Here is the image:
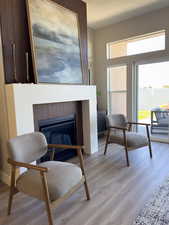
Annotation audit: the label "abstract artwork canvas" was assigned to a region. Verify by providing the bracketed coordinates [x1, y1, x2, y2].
[26, 0, 83, 84]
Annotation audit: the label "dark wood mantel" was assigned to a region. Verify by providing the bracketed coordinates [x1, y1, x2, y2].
[0, 0, 88, 84]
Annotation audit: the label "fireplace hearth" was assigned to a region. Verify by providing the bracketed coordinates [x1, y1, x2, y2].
[39, 114, 77, 162]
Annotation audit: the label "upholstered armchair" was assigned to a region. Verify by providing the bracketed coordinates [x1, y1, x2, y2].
[104, 114, 152, 166]
[7, 132, 90, 225]
[151, 108, 169, 134]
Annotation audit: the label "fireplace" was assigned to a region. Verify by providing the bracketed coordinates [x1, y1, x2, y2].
[39, 114, 77, 162]
[4, 84, 98, 180]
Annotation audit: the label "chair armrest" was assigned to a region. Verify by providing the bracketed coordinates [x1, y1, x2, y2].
[48, 144, 85, 161]
[128, 122, 150, 126]
[109, 126, 128, 131]
[151, 110, 169, 113]
[8, 159, 48, 172]
[48, 144, 85, 150]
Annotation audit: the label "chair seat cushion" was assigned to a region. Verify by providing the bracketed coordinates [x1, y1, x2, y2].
[109, 131, 148, 149]
[16, 161, 82, 201]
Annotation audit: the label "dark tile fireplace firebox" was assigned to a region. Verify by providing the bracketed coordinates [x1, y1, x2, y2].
[39, 114, 77, 162]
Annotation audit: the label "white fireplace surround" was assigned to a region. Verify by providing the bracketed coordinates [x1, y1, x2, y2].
[5, 84, 98, 155]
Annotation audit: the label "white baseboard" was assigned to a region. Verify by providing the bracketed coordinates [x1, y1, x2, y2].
[0, 170, 10, 185]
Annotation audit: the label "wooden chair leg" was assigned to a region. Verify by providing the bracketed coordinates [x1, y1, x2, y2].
[41, 172, 54, 225]
[84, 179, 90, 200]
[148, 143, 153, 158]
[104, 129, 110, 155]
[124, 147, 130, 167]
[77, 149, 90, 200]
[146, 125, 153, 158]
[7, 165, 16, 215]
[123, 130, 130, 167]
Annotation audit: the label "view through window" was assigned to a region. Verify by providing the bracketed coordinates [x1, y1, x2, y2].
[137, 61, 169, 140]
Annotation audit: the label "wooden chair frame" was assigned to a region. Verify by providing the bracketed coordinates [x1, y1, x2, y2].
[7, 144, 90, 225]
[104, 122, 152, 167]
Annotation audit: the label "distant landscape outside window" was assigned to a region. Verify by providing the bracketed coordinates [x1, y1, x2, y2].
[138, 61, 169, 122]
[137, 61, 169, 140]
[127, 34, 165, 56]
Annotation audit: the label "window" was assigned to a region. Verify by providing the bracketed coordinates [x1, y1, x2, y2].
[108, 65, 127, 115]
[107, 30, 165, 59]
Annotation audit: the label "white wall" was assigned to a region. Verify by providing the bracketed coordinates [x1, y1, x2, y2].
[94, 7, 169, 110]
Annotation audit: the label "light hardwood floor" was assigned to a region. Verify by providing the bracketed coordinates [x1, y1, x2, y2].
[1, 138, 169, 225]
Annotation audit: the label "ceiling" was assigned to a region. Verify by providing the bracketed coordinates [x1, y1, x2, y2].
[83, 0, 169, 29]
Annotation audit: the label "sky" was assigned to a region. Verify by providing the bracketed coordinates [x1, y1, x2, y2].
[138, 61, 169, 88]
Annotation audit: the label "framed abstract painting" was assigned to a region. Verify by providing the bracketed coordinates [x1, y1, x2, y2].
[26, 0, 83, 84]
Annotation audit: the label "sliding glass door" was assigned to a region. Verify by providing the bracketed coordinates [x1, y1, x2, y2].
[136, 61, 169, 142]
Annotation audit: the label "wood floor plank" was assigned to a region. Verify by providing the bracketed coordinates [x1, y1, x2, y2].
[1, 139, 169, 225]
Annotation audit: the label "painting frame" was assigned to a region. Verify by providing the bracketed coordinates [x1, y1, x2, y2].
[26, 0, 84, 84]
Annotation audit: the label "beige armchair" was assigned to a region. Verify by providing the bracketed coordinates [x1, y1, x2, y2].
[104, 114, 152, 167]
[7, 132, 90, 225]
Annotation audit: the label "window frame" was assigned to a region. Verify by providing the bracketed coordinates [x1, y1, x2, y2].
[107, 30, 166, 60]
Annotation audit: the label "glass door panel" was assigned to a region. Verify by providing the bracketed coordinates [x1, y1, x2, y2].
[110, 92, 127, 115]
[137, 61, 169, 141]
[108, 65, 127, 115]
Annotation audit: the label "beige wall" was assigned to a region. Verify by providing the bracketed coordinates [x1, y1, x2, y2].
[94, 7, 169, 110]
[0, 30, 11, 184]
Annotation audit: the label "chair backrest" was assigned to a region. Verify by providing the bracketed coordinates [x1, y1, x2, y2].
[106, 114, 128, 128]
[152, 108, 169, 121]
[8, 132, 48, 163]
